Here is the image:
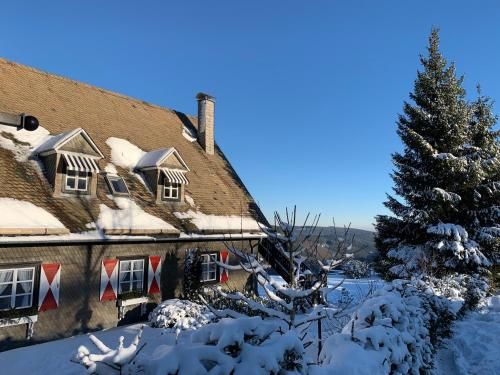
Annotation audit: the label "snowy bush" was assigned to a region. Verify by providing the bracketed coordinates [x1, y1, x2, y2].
[315, 279, 458, 375]
[342, 259, 371, 278]
[77, 317, 306, 375]
[148, 299, 214, 333]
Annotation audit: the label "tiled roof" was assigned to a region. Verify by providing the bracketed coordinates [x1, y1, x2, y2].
[0, 58, 266, 236]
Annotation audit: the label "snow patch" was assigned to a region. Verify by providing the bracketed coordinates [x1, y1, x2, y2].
[104, 163, 118, 175]
[106, 137, 145, 171]
[174, 210, 262, 231]
[97, 197, 177, 231]
[0, 198, 66, 229]
[182, 126, 197, 142]
[0, 124, 50, 161]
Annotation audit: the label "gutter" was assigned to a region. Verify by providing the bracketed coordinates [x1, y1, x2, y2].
[0, 233, 267, 248]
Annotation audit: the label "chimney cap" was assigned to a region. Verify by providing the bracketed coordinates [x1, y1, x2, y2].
[196, 92, 216, 102]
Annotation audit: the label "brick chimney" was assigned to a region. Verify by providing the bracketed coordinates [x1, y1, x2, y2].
[196, 92, 215, 155]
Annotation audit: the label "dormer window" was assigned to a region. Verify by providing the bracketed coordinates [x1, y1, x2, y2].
[104, 174, 130, 196]
[163, 182, 180, 200]
[135, 147, 190, 204]
[65, 170, 89, 192]
[36, 128, 104, 198]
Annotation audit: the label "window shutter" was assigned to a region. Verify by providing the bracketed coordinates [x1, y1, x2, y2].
[100, 259, 118, 301]
[38, 263, 61, 312]
[147, 256, 161, 295]
[219, 250, 229, 283]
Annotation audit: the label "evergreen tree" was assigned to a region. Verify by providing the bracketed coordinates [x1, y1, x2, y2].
[465, 90, 500, 263]
[375, 29, 496, 278]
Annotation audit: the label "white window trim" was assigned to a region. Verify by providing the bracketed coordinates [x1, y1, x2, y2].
[64, 170, 89, 192]
[200, 253, 217, 282]
[163, 182, 180, 200]
[118, 259, 145, 294]
[0, 267, 35, 311]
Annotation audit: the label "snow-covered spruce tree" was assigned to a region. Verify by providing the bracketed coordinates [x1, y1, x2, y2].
[204, 207, 351, 351]
[465, 91, 500, 265]
[375, 29, 495, 279]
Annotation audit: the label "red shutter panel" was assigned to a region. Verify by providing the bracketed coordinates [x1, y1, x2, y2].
[147, 256, 161, 295]
[220, 250, 229, 283]
[100, 259, 118, 301]
[38, 263, 61, 312]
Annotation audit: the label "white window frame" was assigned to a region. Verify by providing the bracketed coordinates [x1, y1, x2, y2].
[163, 181, 180, 200]
[64, 169, 89, 192]
[118, 259, 145, 294]
[200, 254, 217, 282]
[0, 267, 35, 310]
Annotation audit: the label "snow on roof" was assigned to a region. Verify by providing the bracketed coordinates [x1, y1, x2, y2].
[0, 197, 67, 230]
[136, 147, 189, 170]
[174, 210, 262, 232]
[106, 137, 146, 171]
[182, 125, 197, 142]
[0, 123, 50, 161]
[97, 197, 179, 233]
[136, 148, 174, 169]
[36, 127, 104, 157]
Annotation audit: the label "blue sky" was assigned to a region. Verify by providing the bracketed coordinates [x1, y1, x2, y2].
[1, 1, 499, 229]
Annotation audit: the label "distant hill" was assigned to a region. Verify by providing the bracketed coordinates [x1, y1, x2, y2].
[294, 226, 377, 262]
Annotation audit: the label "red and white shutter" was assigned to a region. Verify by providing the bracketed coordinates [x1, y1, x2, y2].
[147, 256, 161, 295]
[38, 263, 61, 312]
[220, 250, 229, 283]
[100, 259, 118, 301]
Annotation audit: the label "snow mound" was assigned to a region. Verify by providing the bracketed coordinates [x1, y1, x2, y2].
[0, 198, 66, 229]
[182, 126, 197, 142]
[97, 197, 177, 232]
[174, 210, 262, 231]
[435, 295, 500, 375]
[106, 137, 146, 170]
[0, 123, 50, 161]
[149, 299, 214, 333]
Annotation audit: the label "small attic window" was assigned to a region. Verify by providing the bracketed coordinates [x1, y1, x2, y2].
[105, 175, 130, 196]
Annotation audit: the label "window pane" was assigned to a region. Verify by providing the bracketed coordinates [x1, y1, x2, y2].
[132, 281, 143, 291]
[0, 284, 12, 296]
[120, 272, 130, 283]
[0, 296, 11, 310]
[15, 294, 31, 308]
[111, 178, 128, 194]
[133, 260, 144, 270]
[121, 261, 131, 271]
[0, 270, 13, 283]
[16, 282, 32, 294]
[67, 170, 76, 176]
[77, 178, 87, 190]
[17, 269, 33, 281]
[66, 177, 76, 189]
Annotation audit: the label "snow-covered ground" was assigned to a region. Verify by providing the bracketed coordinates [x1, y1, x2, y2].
[434, 295, 500, 375]
[0, 324, 177, 375]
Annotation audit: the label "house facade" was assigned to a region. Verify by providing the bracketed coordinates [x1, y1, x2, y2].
[0, 59, 267, 351]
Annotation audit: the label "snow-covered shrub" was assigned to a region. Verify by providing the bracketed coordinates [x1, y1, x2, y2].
[148, 299, 214, 333]
[316, 280, 457, 375]
[342, 259, 370, 278]
[77, 317, 306, 375]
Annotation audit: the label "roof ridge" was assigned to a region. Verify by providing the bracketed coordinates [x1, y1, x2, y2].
[0, 57, 197, 120]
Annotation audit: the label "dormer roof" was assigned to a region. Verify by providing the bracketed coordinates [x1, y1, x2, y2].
[36, 127, 104, 158]
[136, 147, 189, 171]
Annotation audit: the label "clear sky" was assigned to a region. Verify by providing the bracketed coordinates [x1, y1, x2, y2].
[1, 1, 499, 230]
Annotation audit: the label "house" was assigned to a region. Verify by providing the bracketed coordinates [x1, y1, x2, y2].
[0, 59, 267, 350]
